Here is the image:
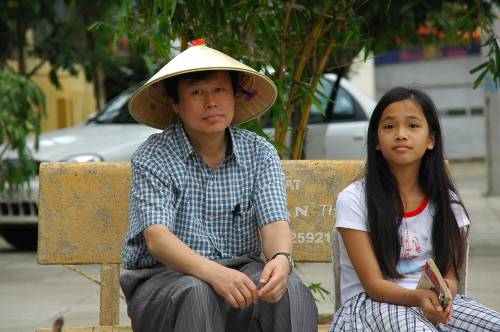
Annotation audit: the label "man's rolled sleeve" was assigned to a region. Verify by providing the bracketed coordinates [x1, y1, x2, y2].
[127, 162, 175, 240]
[253, 150, 289, 228]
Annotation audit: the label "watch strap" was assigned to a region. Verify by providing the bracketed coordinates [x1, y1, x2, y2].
[271, 251, 293, 272]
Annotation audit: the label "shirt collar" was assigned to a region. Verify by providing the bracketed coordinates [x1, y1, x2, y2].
[173, 120, 195, 161]
[227, 126, 247, 168]
[173, 120, 246, 168]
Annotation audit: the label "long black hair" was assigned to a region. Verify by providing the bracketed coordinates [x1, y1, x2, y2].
[365, 87, 467, 279]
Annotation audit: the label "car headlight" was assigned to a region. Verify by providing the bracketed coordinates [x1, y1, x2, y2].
[60, 154, 103, 162]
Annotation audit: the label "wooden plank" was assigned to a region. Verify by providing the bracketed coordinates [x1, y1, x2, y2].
[318, 324, 331, 332]
[100, 264, 120, 326]
[38, 162, 131, 264]
[36, 327, 133, 332]
[37, 325, 328, 331]
[283, 160, 363, 262]
[331, 229, 341, 312]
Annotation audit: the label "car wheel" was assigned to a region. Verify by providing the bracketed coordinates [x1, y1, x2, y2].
[0, 225, 37, 251]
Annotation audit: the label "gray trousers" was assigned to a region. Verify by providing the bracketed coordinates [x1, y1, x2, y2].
[120, 255, 318, 332]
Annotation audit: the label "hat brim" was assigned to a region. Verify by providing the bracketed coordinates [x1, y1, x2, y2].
[128, 45, 277, 129]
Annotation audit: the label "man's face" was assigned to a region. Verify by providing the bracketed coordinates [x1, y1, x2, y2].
[172, 71, 235, 139]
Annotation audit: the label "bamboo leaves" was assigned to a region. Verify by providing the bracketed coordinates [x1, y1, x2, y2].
[0, 71, 46, 192]
[111, 0, 500, 160]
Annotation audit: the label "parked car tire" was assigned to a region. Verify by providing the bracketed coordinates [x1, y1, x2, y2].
[0, 225, 38, 250]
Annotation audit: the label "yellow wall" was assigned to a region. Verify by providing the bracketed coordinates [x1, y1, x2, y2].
[8, 58, 98, 133]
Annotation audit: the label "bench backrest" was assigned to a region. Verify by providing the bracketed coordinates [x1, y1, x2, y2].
[38, 160, 363, 265]
[38, 160, 362, 323]
[37, 160, 467, 325]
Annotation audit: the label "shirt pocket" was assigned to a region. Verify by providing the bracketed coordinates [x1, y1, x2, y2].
[204, 210, 234, 257]
[232, 204, 260, 256]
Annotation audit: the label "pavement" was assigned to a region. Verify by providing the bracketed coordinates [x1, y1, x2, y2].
[0, 160, 499, 331]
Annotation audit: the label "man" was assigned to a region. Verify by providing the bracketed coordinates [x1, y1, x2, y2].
[121, 40, 317, 331]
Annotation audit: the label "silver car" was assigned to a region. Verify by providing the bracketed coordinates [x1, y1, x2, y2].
[0, 75, 375, 250]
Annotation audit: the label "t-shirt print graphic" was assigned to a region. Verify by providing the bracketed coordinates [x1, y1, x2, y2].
[397, 230, 423, 275]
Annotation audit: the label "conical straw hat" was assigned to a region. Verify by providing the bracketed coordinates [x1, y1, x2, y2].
[128, 41, 277, 129]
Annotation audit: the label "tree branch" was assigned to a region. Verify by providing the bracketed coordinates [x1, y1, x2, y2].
[279, 0, 294, 82]
[26, 59, 47, 78]
[274, 1, 296, 151]
[292, 36, 336, 159]
[0, 142, 10, 160]
[5, 63, 16, 72]
[276, 13, 325, 146]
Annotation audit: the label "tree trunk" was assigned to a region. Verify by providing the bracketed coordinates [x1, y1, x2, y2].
[275, 15, 325, 152]
[292, 38, 335, 159]
[485, 86, 500, 195]
[484, 4, 500, 196]
[84, 7, 105, 112]
[16, 11, 26, 75]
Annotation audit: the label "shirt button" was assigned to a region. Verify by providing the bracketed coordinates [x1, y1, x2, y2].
[208, 181, 214, 186]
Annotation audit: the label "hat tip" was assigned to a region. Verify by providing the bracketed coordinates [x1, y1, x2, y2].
[188, 38, 206, 47]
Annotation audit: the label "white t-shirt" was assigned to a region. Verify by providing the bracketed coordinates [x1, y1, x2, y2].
[335, 180, 470, 304]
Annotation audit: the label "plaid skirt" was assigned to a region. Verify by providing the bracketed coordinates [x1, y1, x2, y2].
[329, 292, 500, 331]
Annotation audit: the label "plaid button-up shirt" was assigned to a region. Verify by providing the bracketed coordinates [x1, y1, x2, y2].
[122, 121, 289, 269]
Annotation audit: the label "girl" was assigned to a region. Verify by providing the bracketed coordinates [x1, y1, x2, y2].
[329, 87, 500, 331]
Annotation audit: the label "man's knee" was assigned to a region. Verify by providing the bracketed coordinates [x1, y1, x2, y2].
[287, 273, 303, 287]
[287, 273, 314, 300]
[178, 276, 219, 304]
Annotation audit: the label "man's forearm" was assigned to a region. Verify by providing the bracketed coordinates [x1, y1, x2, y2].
[143, 224, 220, 280]
[261, 220, 293, 260]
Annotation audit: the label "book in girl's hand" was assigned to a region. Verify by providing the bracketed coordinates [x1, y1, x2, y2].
[417, 258, 453, 307]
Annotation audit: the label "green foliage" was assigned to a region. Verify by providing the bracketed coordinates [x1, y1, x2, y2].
[108, 0, 500, 159]
[308, 282, 331, 302]
[0, 1, 120, 83]
[357, 1, 500, 88]
[470, 3, 500, 89]
[0, 1, 124, 190]
[0, 71, 45, 192]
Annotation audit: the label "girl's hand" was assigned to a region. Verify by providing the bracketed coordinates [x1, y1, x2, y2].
[443, 298, 453, 322]
[415, 289, 450, 326]
[443, 278, 456, 321]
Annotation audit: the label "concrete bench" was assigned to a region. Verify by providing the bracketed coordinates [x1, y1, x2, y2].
[36, 160, 467, 331]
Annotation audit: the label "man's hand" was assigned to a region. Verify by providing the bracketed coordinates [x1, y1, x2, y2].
[415, 289, 451, 326]
[205, 264, 258, 309]
[257, 255, 289, 303]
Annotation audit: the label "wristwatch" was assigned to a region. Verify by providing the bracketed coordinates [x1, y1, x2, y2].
[271, 251, 294, 272]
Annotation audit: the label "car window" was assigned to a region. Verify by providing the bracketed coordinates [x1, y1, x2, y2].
[309, 78, 332, 124]
[257, 76, 367, 127]
[332, 88, 356, 120]
[310, 78, 360, 124]
[94, 86, 139, 124]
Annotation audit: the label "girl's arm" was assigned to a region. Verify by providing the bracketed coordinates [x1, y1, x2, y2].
[443, 264, 459, 298]
[440, 226, 468, 321]
[443, 268, 458, 321]
[340, 227, 450, 325]
[443, 226, 468, 300]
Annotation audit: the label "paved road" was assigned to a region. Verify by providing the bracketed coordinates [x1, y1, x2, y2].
[0, 161, 499, 331]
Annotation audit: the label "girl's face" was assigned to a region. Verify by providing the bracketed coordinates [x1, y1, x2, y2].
[376, 98, 435, 170]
